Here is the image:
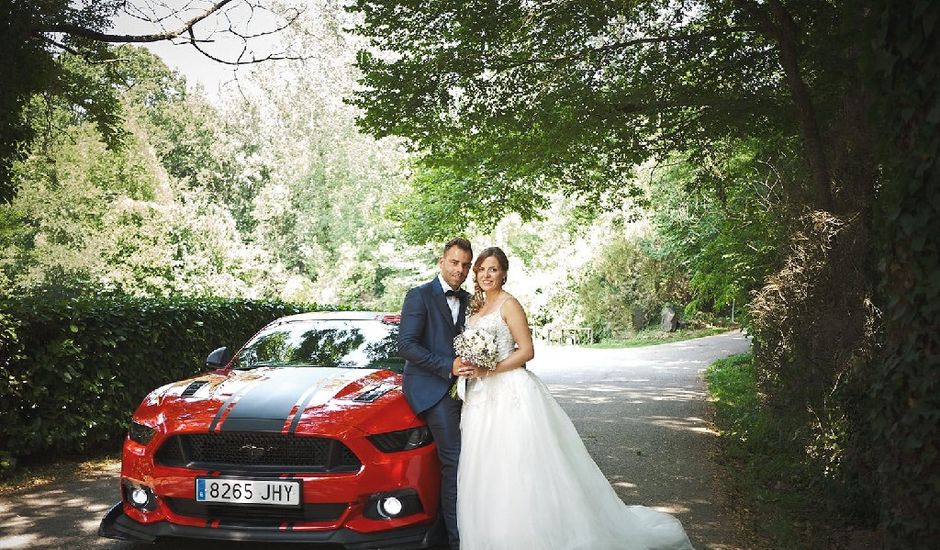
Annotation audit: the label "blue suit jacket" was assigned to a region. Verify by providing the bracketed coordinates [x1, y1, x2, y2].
[399, 278, 468, 414]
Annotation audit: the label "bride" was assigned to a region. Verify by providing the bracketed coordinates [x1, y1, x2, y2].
[456, 247, 694, 550]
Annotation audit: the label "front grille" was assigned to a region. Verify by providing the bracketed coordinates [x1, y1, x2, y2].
[155, 433, 362, 473]
[165, 497, 347, 523]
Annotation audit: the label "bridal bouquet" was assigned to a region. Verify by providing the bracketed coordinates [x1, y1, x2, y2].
[449, 327, 499, 401]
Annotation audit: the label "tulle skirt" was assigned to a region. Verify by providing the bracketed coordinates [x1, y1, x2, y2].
[457, 368, 694, 550]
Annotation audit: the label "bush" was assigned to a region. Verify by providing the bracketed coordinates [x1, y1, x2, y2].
[749, 211, 878, 510]
[706, 353, 879, 547]
[0, 294, 314, 472]
[575, 234, 689, 337]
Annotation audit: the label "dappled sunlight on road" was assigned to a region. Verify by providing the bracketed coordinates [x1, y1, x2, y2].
[612, 480, 639, 490]
[0, 464, 120, 549]
[0, 534, 39, 549]
[549, 383, 706, 406]
[641, 416, 719, 435]
[650, 502, 692, 515]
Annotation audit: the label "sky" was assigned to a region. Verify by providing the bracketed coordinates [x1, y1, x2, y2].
[109, 1, 298, 101]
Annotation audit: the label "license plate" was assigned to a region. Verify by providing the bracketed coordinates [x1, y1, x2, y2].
[195, 478, 302, 506]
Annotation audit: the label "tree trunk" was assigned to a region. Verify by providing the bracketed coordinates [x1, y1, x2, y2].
[738, 0, 835, 212]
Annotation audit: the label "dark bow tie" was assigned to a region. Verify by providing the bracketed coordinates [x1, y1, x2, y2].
[444, 289, 463, 298]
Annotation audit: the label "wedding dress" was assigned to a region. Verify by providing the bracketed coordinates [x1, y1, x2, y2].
[457, 299, 694, 550]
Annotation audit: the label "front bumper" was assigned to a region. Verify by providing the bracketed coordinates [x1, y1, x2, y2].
[99, 502, 437, 548]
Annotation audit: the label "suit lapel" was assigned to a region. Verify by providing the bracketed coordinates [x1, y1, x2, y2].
[456, 293, 468, 332]
[431, 281, 455, 328]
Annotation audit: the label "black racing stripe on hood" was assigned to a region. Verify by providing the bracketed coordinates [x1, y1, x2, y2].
[219, 369, 329, 433]
[209, 383, 253, 432]
[287, 386, 322, 435]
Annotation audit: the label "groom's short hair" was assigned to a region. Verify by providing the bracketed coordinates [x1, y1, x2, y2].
[443, 237, 472, 257]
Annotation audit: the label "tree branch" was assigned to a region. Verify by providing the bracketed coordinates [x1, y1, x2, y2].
[186, 27, 303, 66]
[37, 35, 131, 65]
[227, 6, 302, 40]
[34, 0, 237, 44]
[33, 1, 310, 66]
[492, 26, 760, 71]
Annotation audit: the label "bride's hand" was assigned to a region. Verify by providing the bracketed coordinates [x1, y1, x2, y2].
[468, 365, 489, 378]
[453, 358, 478, 377]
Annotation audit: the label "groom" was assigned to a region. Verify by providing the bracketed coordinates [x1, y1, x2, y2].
[399, 237, 473, 550]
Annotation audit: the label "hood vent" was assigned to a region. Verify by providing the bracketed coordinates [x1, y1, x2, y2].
[181, 380, 209, 397]
[353, 383, 395, 402]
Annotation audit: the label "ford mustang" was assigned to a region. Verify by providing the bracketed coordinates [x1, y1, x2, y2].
[99, 311, 442, 548]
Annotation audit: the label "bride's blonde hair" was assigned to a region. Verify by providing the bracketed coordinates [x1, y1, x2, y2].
[469, 247, 509, 315]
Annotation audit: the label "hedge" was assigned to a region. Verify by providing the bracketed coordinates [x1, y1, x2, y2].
[0, 294, 315, 471]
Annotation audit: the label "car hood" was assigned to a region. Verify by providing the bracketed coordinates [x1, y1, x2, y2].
[139, 367, 405, 435]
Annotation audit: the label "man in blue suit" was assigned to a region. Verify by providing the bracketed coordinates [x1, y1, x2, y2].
[399, 237, 473, 550]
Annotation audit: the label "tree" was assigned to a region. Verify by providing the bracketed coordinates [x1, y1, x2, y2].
[350, 0, 873, 219]
[0, 0, 305, 202]
[575, 231, 688, 337]
[0, 46, 280, 298]
[646, 140, 791, 316]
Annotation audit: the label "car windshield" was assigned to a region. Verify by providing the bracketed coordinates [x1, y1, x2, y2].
[231, 319, 404, 373]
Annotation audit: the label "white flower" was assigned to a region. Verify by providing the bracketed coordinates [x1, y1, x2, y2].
[454, 327, 499, 370]
[450, 327, 499, 401]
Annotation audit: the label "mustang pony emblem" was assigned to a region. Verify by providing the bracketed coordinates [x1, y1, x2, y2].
[239, 444, 269, 459]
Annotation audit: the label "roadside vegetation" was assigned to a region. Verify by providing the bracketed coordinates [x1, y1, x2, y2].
[0, 295, 310, 475]
[706, 354, 881, 548]
[589, 326, 732, 349]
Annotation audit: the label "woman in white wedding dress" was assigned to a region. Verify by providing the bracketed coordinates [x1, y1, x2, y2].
[456, 247, 694, 550]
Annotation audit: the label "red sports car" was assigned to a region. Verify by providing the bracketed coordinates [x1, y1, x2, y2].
[99, 312, 442, 548]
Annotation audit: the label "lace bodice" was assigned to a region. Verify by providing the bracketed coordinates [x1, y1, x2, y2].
[467, 299, 516, 363]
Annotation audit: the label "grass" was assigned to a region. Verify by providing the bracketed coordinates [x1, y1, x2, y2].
[704, 354, 881, 549]
[587, 325, 732, 348]
[705, 353, 805, 547]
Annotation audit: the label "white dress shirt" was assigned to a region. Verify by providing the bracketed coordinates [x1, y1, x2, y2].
[438, 274, 461, 325]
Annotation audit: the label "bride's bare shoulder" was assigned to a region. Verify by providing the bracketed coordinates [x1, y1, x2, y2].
[499, 293, 526, 315]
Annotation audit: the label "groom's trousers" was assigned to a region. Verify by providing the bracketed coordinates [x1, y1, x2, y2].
[421, 394, 462, 549]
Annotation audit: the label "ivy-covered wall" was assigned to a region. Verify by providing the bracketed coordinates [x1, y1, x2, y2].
[871, 0, 940, 545]
[0, 295, 313, 470]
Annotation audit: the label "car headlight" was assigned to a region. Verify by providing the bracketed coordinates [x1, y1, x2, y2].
[367, 426, 433, 452]
[128, 421, 157, 445]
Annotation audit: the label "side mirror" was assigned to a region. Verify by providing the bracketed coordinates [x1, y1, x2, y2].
[206, 346, 231, 368]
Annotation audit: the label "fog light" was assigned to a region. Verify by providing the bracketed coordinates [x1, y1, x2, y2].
[130, 487, 149, 506]
[364, 490, 423, 520]
[123, 480, 157, 512]
[379, 496, 403, 517]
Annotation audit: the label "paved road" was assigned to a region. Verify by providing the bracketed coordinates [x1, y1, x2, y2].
[529, 332, 751, 549]
[0, 331, 750, 550]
